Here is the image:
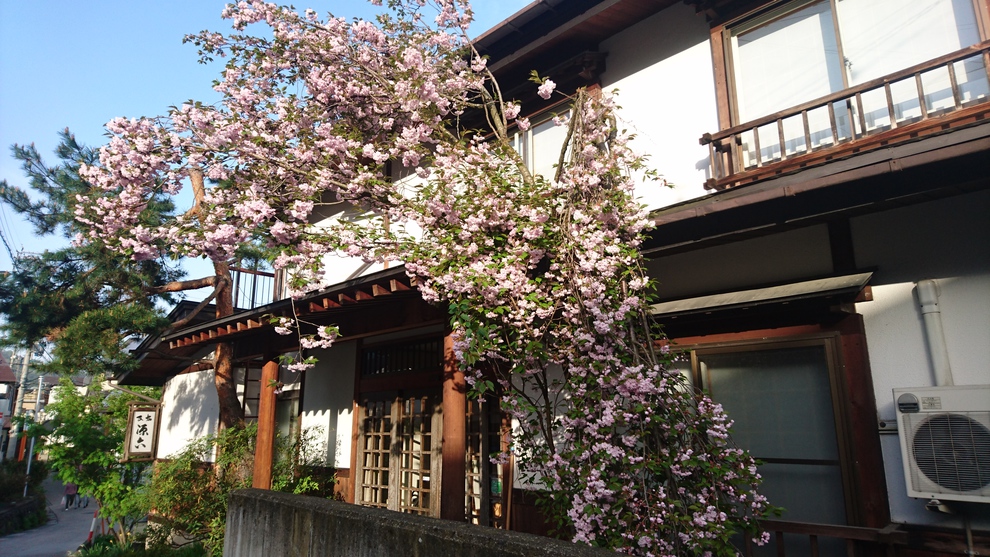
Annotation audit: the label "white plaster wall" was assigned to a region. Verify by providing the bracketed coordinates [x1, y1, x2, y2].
[599, 1, 718, 211]
[852, 189, 990, 528]
[301, 342, 357, 469]
[157, 370, 220, 460]
[311, 203, 387, 286]
[646, 224, 834, 299]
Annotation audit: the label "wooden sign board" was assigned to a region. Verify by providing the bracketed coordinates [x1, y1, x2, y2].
[123, 401, 161, 462]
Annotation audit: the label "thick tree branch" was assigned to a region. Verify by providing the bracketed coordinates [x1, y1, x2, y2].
[164, 276, 230, 333]
[144, 275, 220, 295]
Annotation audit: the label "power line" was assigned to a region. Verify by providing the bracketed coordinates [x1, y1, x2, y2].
[0, 227, 15, 266]
[0, 201, 19, 265]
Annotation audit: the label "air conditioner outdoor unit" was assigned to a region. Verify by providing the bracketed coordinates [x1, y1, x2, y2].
[894, 385, 990, 503]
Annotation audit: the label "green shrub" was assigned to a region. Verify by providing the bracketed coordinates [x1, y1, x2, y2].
[0, 459, 48, 504]
[148, 424, 336, 556]
[78, 535, 207, 557]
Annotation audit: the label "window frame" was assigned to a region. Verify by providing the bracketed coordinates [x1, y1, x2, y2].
[669, 315, 889, 528]
[677, 334, 856, 523]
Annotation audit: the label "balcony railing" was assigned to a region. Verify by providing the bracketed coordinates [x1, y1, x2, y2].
[701, 40, 990, 190]
[230, 266, 275, 310]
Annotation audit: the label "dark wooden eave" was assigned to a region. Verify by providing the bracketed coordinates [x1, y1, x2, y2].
[642, 119, 990, 257]
[161, 266, 439, 351]
[474, 0, 680, 102]
[120, 300, 220, 386]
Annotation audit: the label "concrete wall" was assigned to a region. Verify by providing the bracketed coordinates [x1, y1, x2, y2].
[224, 489, 612, 557]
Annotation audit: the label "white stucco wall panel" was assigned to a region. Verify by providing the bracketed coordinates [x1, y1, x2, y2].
[599, 2, 718, 211]
[301, 342, 357, 469]
[158, 370, 220, 460]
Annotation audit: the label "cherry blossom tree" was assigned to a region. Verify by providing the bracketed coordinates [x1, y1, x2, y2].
[75, 0, 774, 554]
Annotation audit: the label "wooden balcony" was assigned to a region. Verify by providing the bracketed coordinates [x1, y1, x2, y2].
[701, 41, 990, 191]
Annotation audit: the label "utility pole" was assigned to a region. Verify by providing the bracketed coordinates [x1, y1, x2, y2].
[23, 375, 46, 497]
[7, 348, 31, 461]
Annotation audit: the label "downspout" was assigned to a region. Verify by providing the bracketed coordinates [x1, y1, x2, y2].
[915, 279, 953, 386]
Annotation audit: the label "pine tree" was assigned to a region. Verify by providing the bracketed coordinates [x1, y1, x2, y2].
[0, 129, 244, 426]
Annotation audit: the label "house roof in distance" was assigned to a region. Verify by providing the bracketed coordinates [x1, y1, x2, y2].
[0, 353, 15, 383]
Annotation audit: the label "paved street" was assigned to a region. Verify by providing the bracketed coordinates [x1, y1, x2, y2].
[0, 477, 100, 557]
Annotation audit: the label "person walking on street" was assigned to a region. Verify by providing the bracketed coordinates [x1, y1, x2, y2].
[63, 481, 78, 511]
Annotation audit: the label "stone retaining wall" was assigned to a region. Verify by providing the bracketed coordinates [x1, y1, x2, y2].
[224, 489, 612, 557]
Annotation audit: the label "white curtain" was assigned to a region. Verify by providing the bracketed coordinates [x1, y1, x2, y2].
[730, 0, 987, 164]
[731, 1, 847, 164]
[839, 0, 987, 126]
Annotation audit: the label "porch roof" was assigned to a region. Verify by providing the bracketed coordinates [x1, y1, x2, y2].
[121, 267, 440, 386]
[651, 271, 875, 338]
[651, 272, 873, 319]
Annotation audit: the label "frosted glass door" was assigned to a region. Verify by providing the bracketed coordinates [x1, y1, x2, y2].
[700, 344, 848, 556]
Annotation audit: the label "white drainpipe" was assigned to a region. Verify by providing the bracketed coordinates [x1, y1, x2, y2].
[916, 279, 953, 386]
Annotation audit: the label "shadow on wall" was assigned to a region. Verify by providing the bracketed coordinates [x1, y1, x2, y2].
[163, 370, 220, 449]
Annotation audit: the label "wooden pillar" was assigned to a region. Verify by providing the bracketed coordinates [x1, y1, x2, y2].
[440, 333, 467, 521]
[252, 357, 279, 489]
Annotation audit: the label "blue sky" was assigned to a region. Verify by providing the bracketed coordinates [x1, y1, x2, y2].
[0, 0, 527, 275]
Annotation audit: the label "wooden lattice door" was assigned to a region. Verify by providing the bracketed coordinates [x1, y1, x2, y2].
[357, 393, 441, 516]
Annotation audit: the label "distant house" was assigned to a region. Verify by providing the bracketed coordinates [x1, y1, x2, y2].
[125, 1, 990, 555]
[0, 353, 17, 459]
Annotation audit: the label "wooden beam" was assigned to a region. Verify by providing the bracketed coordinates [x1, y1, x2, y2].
[371, 284, 391, 296]
[309, 301, 328, 313]
[338, 293, 357, 304]
[390, 279, 411, 292]
[252, 358, 279, 490]
[247, 319, 262, 329]
[354, 289, 373, 301]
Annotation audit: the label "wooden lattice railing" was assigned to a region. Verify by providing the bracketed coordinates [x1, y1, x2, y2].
[702, 41, 990, 190]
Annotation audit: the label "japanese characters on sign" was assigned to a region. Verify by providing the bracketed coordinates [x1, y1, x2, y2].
[124, 403, 160, 461]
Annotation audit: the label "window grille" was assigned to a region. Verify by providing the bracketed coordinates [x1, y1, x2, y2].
[361, 337, 442, 377]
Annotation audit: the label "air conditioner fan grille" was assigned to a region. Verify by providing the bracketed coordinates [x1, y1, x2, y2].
[910, 413, 990, 493]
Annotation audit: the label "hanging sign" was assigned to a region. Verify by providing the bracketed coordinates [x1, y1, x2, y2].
[123, 401, 161, 462]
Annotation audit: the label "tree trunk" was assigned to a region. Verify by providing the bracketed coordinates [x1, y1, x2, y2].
[212, 259, 244, 430]
[187, 168, 244, 430]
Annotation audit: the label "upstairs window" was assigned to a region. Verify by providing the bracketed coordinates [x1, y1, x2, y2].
[726, 0, 988, 165]
[511, 114, 570, 181]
